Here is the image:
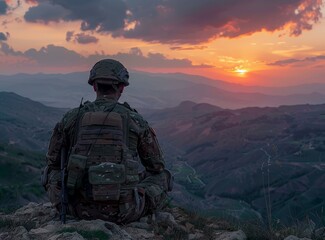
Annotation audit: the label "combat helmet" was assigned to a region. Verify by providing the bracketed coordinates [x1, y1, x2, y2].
[88, 59, 129, 86]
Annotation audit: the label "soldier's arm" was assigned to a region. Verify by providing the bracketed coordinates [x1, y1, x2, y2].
[46, 121, 64, 170]
[44, 109, 78, 207]
[137, 126, 165, 173]
[42, 120, 65, 208]
[137, 123, 173, 211]
[46, 107, 81, 168]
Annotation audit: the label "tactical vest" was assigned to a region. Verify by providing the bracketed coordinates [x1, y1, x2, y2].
[66, 102, 140, 208]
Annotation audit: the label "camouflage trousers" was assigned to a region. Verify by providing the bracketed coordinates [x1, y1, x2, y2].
[46, 169, 170, 224]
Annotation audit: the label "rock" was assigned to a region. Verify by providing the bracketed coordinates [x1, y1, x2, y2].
[1, 226, 31, 240]
[185, 222, 195, 232]
[124, 226, 155, 240]
[155, 211, 178, 228]
[15, 226, 31, 240]
[0, 202, 253, 240]
[1, 202, 57, 230]
[48, 232, 85, 240]
[30, 227, 52, 235]
[215, 230, 247, 240]
[300, 220, 316, 238]
[0, 203, 132, 240]
[62, 219, 132, 240]
[314, 227, 325, 239]
[127, 221, 152, 230]
[283, 236, 311, 240]
[189, 232, 204, 239]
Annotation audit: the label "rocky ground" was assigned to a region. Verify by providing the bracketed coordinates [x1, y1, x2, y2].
[0, 202, 246, 240]
[1, 203, 324, 240]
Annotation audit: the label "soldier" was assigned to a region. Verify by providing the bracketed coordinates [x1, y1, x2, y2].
[42, 59, 173, 224]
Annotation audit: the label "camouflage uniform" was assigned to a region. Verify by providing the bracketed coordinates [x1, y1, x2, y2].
[43, 59, 172, 224]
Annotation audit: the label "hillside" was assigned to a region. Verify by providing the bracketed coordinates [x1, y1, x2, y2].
[0, 92, 65, 151]
[144, 102, 325, 224]
[0, 143, 46, 212]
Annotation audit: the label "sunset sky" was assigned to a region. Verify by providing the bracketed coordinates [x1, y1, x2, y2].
[0, 0, 324, 86]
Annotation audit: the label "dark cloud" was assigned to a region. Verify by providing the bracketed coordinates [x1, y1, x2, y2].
[24, 44, 86, 66]
[170, 46, 207, 51]
[0, 32, 9, 41]
[24, 2, 70, 23]
[74, 33, 99, 44]
[269, 58, 300, 66]
[0, 43, 210, 69]
[66, 31, 99, 44]
[0, 42, 85, 66]
[0, 0, 9, 15]
[66, 31, 74, 42]
[0, 42, 23, 55]
[269, 55, 325, 66]
[23, 0, 323, 44]
[92, 47, 213, 68]
[121, 0, 323, 43]
[24, 0, 127, 31]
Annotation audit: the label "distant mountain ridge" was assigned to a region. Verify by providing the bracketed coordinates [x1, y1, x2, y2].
[1, 71, 325, 109]
[143, 101, 325, 224]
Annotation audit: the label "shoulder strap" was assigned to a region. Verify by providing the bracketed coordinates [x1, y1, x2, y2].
[123, 101, 138, 113]
[68, 98, 84, 156]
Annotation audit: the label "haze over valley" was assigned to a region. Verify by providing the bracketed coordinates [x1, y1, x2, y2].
[1, 71, 325, 110]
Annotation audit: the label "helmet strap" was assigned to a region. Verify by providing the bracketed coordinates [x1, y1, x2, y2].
[111, 84, 118, 92]
[93, 83, 98, 92]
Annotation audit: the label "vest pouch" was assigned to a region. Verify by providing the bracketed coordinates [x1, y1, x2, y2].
[125, 159, 140, 184]
[89, 162, 126, 201]
[67, 154, 88, 191]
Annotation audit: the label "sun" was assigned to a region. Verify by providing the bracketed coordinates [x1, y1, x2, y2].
[233, 66, 249, 77]
[235, 69, 248, 74]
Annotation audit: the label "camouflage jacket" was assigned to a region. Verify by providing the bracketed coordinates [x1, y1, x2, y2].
[46, 97, 165, 174]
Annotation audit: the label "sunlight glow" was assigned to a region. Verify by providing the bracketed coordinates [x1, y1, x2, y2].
[235, 69, 248, 74]
[233, 66, 249, 76]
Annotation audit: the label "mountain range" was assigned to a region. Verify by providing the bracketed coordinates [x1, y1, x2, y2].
[143, 101, 325, 224]
[1, 71, 325, 109]
[0, 92, 325, 226]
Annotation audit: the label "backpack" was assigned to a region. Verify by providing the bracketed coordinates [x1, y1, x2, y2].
[66, 102, 140, 202]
